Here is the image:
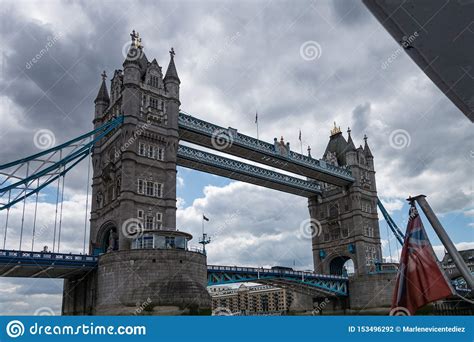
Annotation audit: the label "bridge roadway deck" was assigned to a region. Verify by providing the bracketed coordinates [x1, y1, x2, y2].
[0, 250, 97, 279]
[0, 250, 348, 296]
[177, 145, 321, 197]
[178, 112, 354, 187]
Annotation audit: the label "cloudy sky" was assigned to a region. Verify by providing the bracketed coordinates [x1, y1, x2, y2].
[0, 0, 472, 315]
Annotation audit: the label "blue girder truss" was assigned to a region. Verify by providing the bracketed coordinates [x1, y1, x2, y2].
[177, 145, 321, 196]
[0, 116, 124, 211]
[178, 112, 354, 185]
[207, 265, 348, 296]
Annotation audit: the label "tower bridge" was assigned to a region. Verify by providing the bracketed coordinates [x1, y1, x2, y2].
[0, 32, 409, 315]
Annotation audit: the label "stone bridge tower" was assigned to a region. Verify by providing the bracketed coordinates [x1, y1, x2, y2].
[62, 32, 211, 315]
[308, 124, 382, 276]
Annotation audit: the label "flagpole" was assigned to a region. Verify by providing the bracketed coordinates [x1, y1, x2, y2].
[255, 111, 259, 140]
[412, 195, 474, 290]
[202, 214, 204, 235]
[299, 129, 303, 154]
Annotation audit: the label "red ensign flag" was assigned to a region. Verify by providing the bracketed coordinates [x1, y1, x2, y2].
[391, 203, 453, 315]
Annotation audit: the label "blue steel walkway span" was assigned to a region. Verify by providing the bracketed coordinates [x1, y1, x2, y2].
[178, 112, 354, 187]
[0, 249, 348, 296]
[0, 249, 97, 278]
[207, 265, 348, 297]
[177, 145, 321, 197]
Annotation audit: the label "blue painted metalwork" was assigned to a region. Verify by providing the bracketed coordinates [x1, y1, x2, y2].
[0, 116, 124, 210]
[207, 265, 348, 296]
[177, 145, 321, 196]
[178, 111, 354, 182]
[0, 249, 98, 269]
[376, 198, 405, 245]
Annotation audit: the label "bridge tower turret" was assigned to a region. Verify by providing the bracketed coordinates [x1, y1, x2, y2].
[93, 71, 110, 128]
[308, 124, 382, 276]
[62, 31, 210, 316]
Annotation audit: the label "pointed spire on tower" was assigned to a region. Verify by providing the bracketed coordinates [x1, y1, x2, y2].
[94, 70, 110, 104]
[364, 134, 373, 158]
[346, 127, 356, 150]
[164, 47, 180, 83]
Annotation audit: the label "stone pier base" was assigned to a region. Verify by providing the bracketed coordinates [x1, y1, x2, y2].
[62, 249, 211, 315]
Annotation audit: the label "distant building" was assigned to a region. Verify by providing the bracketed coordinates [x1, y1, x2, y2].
[209, 284, 293, 315]
[441, 249, 474, 279]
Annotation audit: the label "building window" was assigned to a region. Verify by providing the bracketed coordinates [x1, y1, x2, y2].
[154, 183, 163, 197]
[146, 181, 154, 196]
[145, 215, 154, 230]
[165, 236, 175, 248]
[143, 236, 153, 248]
[157, 147, 164, 161]
[138, 142, 146, 156]
[150, 97, 159, 109]
[137, 179, 144, 194]
[156, 212, 162, 229]
[149, 76, 160, 88]
[364, 221, 374, 237]
[361, 200, 371, 213]
[147, 145, 154, 158]
[137, 209, 144, 219]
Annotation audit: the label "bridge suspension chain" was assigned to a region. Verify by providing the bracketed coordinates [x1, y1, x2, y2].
[0, 116, 123, 252]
